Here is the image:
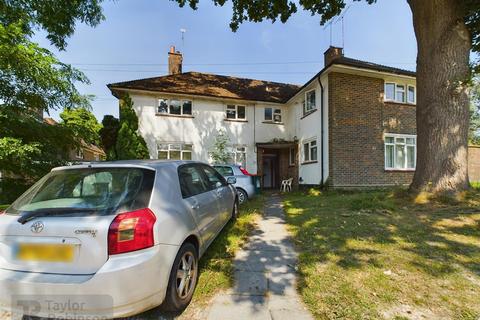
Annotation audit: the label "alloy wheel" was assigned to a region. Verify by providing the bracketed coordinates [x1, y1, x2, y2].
[176, 251, 197, 299]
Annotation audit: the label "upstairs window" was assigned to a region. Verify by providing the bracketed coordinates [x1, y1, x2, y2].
[384, 134, 416, 170]
[158, 143, 192, 160]
[303, 139, 317, 163]
[304, 90, 316, 114]
[384, 82, 416, 104]
[264, 107, 282, 123]
[226, 105, 246, 120]
[158, 99, 192, 116]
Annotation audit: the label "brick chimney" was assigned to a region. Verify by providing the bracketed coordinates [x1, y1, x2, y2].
[168, 46, 183, 75]
[324, 46, 344, 66]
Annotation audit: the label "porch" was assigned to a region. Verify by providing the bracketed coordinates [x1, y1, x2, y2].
[256, 141, 299, 190]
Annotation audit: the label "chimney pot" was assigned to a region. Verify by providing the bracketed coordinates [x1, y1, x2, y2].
[324, 46, 344, 67]
[168, 46, 183, 75]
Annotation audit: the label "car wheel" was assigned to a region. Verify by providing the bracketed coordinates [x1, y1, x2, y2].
[162, 242, 198, 312]
[236, 188, 248, 205]
[231, 199, 239, 220]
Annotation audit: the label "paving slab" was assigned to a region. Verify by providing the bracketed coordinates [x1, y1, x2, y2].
[206, 194, 313, 320]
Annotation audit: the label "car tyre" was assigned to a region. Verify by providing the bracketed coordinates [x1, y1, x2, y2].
[162, 242, 198, 312]
[231, 199, 239, 221]
[236, 188, 248, 205]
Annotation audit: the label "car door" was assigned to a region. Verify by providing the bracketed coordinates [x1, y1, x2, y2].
[178, 164, 219, 247]
[199, 165, 232, 228]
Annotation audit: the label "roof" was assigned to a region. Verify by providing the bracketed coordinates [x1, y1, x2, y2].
[108, 71, 301, 104]
[329, 56, 416, 77]
[53, 160, 207, 171]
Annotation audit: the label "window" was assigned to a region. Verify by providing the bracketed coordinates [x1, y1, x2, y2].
[395, 85, 405, 103]
[226, 105, 246, 120]
[200, 165, 227, 190]
[289, 147, 297, 166]
[213, 166, 234, 177]
[384, 82, 416, 104]
[157, 98, 193, 116]
[158, 143, 193, 160]
[304, 90, 316, 114]
[303, 139, 317, 163]
[76, 149, 84, 159]
[384, 134, 416, 170]
[178, 165, 208, 198]
[385, 83, 395, 101]
[264, 108, 282, 123]
[229, 146, 247, 167]
[407, 85, 416, 104]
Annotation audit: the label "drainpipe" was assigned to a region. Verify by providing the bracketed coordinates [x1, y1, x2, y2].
[318, 77, 325, 187]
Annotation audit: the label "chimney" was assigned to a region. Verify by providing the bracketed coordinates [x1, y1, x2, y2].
[324, 46, 344, 66]
[168, 46, 183, 75]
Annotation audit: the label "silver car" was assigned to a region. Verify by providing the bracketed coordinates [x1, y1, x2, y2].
[0, 161, 238, 318]
[213, 165, 256, 205]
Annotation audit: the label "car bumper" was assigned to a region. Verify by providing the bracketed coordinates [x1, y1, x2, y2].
[0, 244, 179, 319]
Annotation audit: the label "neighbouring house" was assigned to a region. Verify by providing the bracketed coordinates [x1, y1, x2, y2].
[44, 118, 106, 162]
[108, 46, 477, 189]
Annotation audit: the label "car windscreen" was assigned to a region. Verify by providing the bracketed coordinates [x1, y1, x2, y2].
[6, 167, 155, 217]
[213, 166, 234, 177]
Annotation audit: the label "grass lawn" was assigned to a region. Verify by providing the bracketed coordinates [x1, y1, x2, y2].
[283, 189, 480, 320]
[0, 205, 9, 210]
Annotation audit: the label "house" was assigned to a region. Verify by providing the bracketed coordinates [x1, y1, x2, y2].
[44, 118, 106, 162]
[107, 46, 422, 189]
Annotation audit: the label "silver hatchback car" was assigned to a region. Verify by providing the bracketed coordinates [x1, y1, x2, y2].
[213, 165, 256, 205]
[0, 160, 238, 319]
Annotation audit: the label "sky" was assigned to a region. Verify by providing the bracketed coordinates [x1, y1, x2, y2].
[33, 0, 418, 121]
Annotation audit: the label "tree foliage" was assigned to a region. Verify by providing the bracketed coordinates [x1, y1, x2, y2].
[100, 115, 120, 160]
[210, 129, 231, 164]
[116, 95, 150, 160]
[60, 107, 102, 145]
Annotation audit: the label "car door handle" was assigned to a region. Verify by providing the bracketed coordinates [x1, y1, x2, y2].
[191, 201, 200, 210]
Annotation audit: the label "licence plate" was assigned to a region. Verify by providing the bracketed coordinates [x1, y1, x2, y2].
[15, 243, 74, 262]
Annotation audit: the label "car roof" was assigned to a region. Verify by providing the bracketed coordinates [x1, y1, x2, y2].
[51, 160, 210, 172]
[212, 164, 240, 167]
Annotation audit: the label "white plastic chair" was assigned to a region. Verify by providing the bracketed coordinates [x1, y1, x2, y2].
[280, 178, 293, 192]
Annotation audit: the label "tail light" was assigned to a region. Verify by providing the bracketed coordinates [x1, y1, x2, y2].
[239, 167, 252, 176]
[108, 208, 156, 255]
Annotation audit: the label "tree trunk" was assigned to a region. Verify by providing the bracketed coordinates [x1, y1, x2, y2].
[407, 0, 471, 194]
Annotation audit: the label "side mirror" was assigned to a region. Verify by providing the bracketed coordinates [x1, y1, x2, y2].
[226, 177, 237, 185]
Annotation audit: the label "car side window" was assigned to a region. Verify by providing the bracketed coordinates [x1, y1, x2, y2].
[178, 165, 209, 198]
[214, 166, 234, 177]
[200, 165, 227, 190]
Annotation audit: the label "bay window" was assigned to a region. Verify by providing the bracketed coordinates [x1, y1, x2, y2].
[384, 134, 416, 170]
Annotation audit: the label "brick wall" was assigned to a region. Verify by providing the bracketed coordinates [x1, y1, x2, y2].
[469, 146, 480, 182]
[328, 72, 416, 187]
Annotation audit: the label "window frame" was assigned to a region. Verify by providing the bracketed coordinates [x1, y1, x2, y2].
[76, 149, 84, 159]
[264, 107, 282, 123]
[384, 133, 416, 171]
[289, 147, 296, 166]
[384, 82, 416, 105]
[157, 142, 193, 160]
[229, 145, 247, 167]
[157, 98, 193, 116]
[304, 90, 316, 114]
[302, 139, 318, 163]
[225, 104, 246, 121]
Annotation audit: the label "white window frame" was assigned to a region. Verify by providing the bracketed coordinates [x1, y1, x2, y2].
[157, 142, 193, 160]
[395, 84, 406, 103]
[384, 133, 416, 170]
[229, 145, 247, 167]
[264, 107, 282, 123]
[302, 138, 318, 163]
[157, 98, 193, 116]
[384, 82, 416, 105]
[289, 147, 296, 166]
[407, 85, 416, 104]
[225, 105, 246, 120]
[304, 90, 316, 114]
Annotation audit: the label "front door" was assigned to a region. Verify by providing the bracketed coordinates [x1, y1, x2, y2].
[263, 157, 277, 188]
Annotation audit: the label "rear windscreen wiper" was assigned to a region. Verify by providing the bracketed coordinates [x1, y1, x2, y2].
[17, 208, 99, 225]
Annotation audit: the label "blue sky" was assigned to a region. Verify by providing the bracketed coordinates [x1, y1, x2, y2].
[34, 0, 417, 121]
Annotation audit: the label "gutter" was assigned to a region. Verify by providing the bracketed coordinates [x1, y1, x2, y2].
[318, 77, 325, 187]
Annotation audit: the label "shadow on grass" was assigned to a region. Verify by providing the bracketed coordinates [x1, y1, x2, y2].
[283, 189, 480, 318]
